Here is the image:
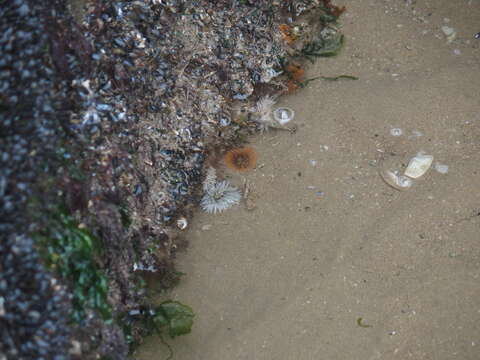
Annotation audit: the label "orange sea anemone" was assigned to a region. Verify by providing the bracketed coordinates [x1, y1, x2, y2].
[285, 64, 305, 81]
[223, 147, 257, 172]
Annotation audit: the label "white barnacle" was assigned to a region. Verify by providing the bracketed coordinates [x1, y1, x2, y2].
[201, 180, 241, 214]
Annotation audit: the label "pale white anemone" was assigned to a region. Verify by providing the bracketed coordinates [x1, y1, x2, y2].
[201, 167, 241, 214]
[201, 180, 241, 214]
[251, 95, 277, 132]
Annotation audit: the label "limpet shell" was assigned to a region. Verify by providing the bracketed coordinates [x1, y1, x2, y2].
[273, 107, 295, 125]
[380, 169, 413, 191]
[404, 154, 433, 179]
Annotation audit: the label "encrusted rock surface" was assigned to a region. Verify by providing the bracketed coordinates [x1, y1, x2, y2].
[0, 0, 342, 357]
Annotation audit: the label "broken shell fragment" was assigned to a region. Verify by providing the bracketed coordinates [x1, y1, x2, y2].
[273, 107, 295, 125]
[404, 154, 433, 179]
[380, 169, 413, 191]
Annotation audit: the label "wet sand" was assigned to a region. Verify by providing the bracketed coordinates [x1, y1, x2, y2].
[135, 1, 480, 359]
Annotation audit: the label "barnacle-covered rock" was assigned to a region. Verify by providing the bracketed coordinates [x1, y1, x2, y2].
[0, 0, 342, 356]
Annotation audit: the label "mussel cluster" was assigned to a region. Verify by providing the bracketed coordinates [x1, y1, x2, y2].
[1, 0, 335, 357]
[0, 1, 73, 358]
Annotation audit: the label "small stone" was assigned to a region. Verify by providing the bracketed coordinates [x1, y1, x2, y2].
[69, 340, 82, 356]
[434, 163, 449, 174]
[201, 224, 212, 231]
[28, 310, 41, 320]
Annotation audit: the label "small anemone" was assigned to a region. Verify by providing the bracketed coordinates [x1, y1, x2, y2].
[201, 181, 241, 214]
[223, 147, 257, 172]
[251, 95, 277, 131]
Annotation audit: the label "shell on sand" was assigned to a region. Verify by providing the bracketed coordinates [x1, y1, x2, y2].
[380, 169, 413, 191]
[273, 107, 295, 125]
[404, 154, 433, 179]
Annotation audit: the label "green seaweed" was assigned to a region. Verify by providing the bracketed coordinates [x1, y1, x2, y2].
[301, 33, 344, 62]
[122, 300, 194, 357]
[154, 301, 195, 338]
[317, 74, 358, 81]
[318, 7, 339, 24]
[119, 202, 132, 229]
[36, 211, 112, 323]
[299, 74, 358, 88]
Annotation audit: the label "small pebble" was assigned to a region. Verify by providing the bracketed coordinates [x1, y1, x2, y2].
[201, 224, 212, 231]
[453, 49, 461, 55]
[434, 163, 449, 174]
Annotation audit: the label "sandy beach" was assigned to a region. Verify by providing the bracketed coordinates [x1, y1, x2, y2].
[135, 1, 480, 359]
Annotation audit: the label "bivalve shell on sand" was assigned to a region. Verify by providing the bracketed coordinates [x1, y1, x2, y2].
[404, 154, 433, 179]
[380, 169, 413, 191]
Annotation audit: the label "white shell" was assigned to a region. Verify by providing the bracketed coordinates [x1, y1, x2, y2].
[176, 217, 188, 230]
[404, 154, 433, 179]
[390, 128, 403, 136]
[380, 170, 413, 191]
[273, 107, 295, 125]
